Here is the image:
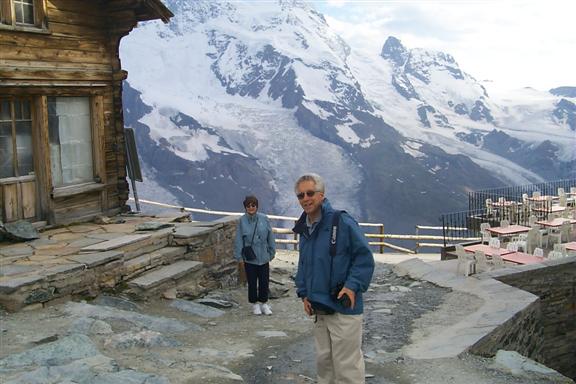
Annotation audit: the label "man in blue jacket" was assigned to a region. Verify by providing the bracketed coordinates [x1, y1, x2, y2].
[292, 173, 374, 384]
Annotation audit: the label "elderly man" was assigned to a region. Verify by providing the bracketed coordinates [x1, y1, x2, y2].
[292, 173, 374, 384]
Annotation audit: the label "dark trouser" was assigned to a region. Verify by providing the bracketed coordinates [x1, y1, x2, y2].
[244, 262, 269, 303]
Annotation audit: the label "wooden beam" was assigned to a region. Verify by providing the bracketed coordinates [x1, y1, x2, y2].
[33, 95, 52, 223]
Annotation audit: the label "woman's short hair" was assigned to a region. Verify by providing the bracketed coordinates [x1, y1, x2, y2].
[243, 195, 258, 208]
[294, 173, 325, 194]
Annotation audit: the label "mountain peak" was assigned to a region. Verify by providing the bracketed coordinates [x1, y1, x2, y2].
[549, 86, 576, 98]
[381, 36, 408, 66]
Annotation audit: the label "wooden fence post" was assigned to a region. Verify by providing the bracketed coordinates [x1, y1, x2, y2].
[415, 225, 419, 254]
[379, 224, 384, 254]
[293, 220, 298, 251]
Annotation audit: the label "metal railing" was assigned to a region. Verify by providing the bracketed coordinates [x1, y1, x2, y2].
[131, 198, 470, 254]
[468, 179, 576, 212]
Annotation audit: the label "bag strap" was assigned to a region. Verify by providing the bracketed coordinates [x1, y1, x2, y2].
[242, 216, 259, 247]
[249, 217, 258, 245]
[330, 210, 343, 256]
[329, 210, 344, 291]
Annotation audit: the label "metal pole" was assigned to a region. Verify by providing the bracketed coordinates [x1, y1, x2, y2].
[131, 177, 141, 212]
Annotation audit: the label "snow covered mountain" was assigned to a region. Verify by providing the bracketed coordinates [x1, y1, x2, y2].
[120, 0, 575, 233]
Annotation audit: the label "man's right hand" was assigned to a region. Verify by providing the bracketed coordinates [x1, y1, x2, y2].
[303, 297, 313, 316]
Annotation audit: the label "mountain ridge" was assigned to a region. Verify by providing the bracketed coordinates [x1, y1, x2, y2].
[120, 0, 575, 232]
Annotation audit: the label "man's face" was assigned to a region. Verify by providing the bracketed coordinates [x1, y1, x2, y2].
[296, 180, 324, 218]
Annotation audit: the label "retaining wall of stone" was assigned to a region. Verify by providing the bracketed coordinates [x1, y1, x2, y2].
[470, 258, 576, 380]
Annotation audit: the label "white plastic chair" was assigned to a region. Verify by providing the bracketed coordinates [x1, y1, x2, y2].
[500, 219, 509, 228]
[489, 238, 500, 249]
[474, 250, 491, 273]
[533, 247, 544, 257]
[480, 222, 491, 244]
[548, 250, 564, 260]
[532, 191, 541, 198]
[553, 243, 567, 255]
[549, 221, 571, 245]
[531, 224, 548, 249]
[491, 253, 506, 269]
[558, 187, 565, 196]
[456, 247, 475, 276]
[506, 242, 519, 252]
[514, 233, 528, 252]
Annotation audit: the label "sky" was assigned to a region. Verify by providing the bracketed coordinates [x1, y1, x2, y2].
[312, 0, 575, 92]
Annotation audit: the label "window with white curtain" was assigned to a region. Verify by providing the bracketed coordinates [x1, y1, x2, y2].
[48, 97, 94, 187]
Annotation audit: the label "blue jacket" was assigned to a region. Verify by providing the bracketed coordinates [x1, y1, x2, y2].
[234, 212, 275, 265]
[293, 199, 374, 315]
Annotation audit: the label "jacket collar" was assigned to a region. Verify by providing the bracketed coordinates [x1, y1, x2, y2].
[292, 198, 333, 235]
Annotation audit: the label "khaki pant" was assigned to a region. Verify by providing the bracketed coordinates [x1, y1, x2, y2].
[314, 312, 365, 384]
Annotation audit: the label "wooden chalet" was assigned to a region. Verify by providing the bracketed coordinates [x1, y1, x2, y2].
[0, 0, 173, 226]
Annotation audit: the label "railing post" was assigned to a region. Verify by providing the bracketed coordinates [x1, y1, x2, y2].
[415, 225, 419, 254]
[293, 220, 298, 251]
[379, 224, 384, 254]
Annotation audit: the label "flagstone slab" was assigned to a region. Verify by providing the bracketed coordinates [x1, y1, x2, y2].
[33, 247, 80, 257]
[0, 264, 37, 277]
[85, 233, 124, 241]
[67, 237, 106, 248]
[172, 226, 213, 238]
[135, 222, 175, 231]
[128, 260, 203, 290]
[0, 245, 34, 258]
[68, 225, 101, 233]
[81, 234, 151, 252]
[48, 232, 84, 242]
[102, 224, 138, 233]
[42, 263, 86, 279]
[0, 274, 45, 294]
[66, 251, 123, 268]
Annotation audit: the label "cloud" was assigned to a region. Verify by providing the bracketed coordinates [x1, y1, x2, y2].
[325, 0, 348, 6]
[316, 0, 576, 90]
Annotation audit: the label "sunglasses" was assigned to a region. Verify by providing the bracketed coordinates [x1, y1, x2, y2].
[245, 203, 257, 208]
[296, 190, 319, 200]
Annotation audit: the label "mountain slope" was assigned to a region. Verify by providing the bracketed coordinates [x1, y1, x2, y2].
[120, 0, 575, 232]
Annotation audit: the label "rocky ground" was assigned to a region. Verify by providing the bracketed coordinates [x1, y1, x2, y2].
[0, 251, 572, 384]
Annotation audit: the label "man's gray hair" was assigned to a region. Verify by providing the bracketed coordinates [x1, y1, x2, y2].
[294, 173, 325, 194]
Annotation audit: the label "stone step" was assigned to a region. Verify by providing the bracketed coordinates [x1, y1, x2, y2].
[81, 234, 152, 252]
[127, 260, 203, 290]
[123, 246, 187, 280]
[80, 230, 172, 261]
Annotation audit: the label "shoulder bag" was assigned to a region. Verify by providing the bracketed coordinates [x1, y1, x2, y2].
[241, 217, 258, 261]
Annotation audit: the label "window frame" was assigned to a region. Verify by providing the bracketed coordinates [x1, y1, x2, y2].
[45, 94, 106, 198]
[48, 96, 95, 188]
[0, 97, 35, 180]
[0, 0, 47, 32]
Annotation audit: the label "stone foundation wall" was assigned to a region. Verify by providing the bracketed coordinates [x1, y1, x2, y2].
[470, 259, 576, 380]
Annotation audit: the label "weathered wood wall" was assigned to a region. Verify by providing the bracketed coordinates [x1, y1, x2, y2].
[0, 0, 150, 224]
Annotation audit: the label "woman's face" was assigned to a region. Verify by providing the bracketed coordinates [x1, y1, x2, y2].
[245, 202, 258, 215]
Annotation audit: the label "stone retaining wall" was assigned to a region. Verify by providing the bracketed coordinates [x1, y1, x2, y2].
[470, 258, 576, 380]
[0, 216, 242, 311]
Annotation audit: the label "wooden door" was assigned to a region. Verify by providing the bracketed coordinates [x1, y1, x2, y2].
[0, 97, 39, 222]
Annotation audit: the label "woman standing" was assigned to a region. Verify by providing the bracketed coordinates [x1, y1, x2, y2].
[234, 195, 276, 315]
